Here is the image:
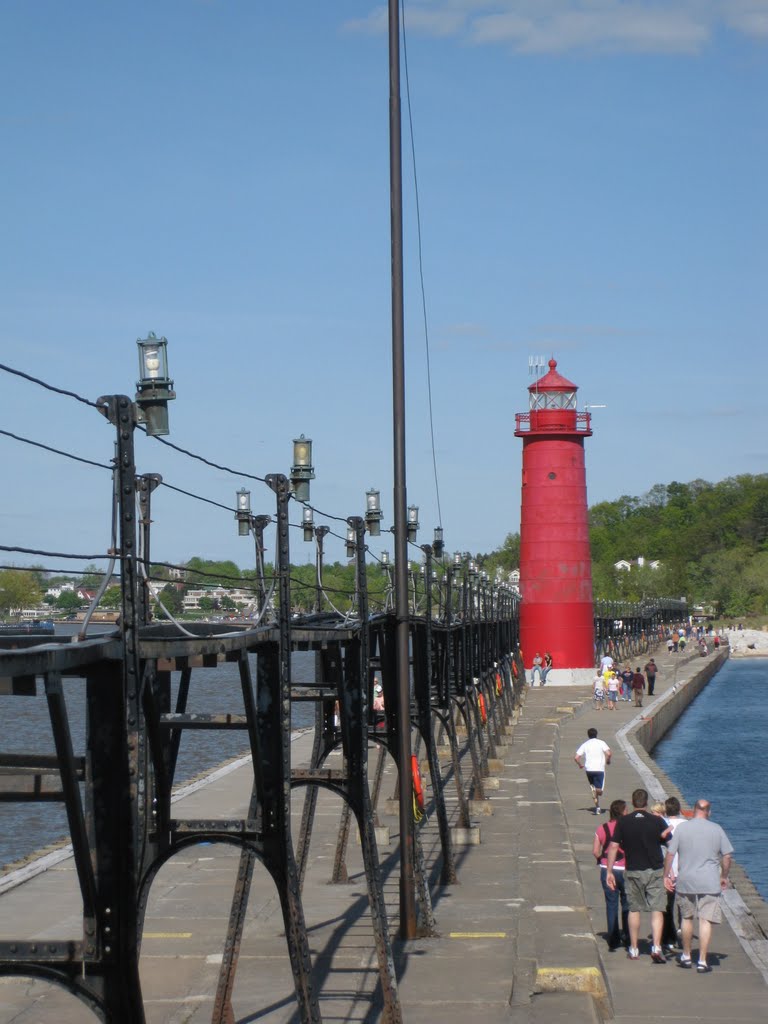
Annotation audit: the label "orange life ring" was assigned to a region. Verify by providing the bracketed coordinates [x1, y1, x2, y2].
[512, 660, 519, 678]
[478, 692, 488, 725]
[411, 754, 425, 813]
[495, 671, 503, 696]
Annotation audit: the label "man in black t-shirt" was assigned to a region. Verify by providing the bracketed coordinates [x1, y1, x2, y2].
[606, 788, 669, 963]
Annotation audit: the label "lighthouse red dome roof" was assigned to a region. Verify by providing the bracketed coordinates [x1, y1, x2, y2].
[528, 358, 578, 393]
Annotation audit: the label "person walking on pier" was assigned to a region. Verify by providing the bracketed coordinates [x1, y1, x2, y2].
[631, 667, 646, 707]
[620, 664, 634, 702]
[606, 671, 620, 709]
[643, 658, 658, 697]
[593, 799, 630, 950]
[574, 728, 611, 814]
[592, 671, 605, 710]
[663, 799, 733, 973]
[660, 796, 687, 951]
[605, 788, 669, 963]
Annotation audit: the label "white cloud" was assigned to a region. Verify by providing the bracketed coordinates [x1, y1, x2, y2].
[344, 1, 768, 55]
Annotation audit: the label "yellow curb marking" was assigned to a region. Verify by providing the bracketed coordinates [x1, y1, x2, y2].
[143, 932, 193, 939]
[449, 931, 507, 939]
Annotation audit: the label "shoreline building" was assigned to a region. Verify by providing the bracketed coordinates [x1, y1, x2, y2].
[514, 359, 595, 685]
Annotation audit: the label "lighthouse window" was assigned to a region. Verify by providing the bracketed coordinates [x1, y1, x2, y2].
[529, 391, 577, 410]
[548, 472, 557, 479]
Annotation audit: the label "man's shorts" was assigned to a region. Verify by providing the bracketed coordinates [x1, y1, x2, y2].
[625, 869, 666, 912]
[676, 892, 723, 923]
[585, 771, 605, 791]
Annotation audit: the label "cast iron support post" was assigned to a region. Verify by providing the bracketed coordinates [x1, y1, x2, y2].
[136, 473, 162, 626]
[314, 525, 330, 613]
[98, 393, 148, 1022]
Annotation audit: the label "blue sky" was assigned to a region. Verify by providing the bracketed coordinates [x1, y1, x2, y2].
[1, 1, 767, 576]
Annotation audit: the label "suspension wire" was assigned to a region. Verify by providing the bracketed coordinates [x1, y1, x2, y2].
[401, 0, 443, 528]
[0, 428, 112, 471]
[1, 361, 454, 557]
[0, 362, 387, 537]
[294, 497, 350, 527]
[0, 545, 113, 561]
[141, 429, 269, 484]
[0, 363, 106, 411]
[159, 481, 238, 514]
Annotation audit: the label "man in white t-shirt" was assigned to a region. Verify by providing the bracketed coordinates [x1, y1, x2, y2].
[574, 728, 612, 815]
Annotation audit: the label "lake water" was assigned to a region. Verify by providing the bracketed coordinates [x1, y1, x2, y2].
[0, 629, 315, 869]
[654, 657, 768, 903]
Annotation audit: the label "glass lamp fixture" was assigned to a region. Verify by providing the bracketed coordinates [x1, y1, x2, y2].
[346, 524, 356, 558]
[433, 526, 444, 558]
[407, 505, 419, 543]
[302, 506, 315, 542]
[452, 551, 463, 574]
[135, 332, 175, 436]
[290, 434, 315, 501]
[380, 550, 390, 567]
[365, 489, 383, 536]
[235, 488, 251, 536]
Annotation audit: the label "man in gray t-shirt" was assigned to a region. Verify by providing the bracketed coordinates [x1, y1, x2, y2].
[664, 800, 733, 973]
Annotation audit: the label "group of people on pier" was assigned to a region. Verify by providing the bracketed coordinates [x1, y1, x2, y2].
[592, 653, 658, 709]
[574, 727, 733, 974]
[665, 622, 721, 658]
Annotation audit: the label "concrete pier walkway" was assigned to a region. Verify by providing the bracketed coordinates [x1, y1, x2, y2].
[1, 644, 767, 1022]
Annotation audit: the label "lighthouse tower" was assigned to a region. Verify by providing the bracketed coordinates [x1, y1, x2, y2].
[514, 359, 595, 683]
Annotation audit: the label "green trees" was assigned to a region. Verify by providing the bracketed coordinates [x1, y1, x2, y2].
[585, 474, 768, 614]
[154, 584, 184, 618]
[0, 570, 42, 618]
[55, 590, 83, 613]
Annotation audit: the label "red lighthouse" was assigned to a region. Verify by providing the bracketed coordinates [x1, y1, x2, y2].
[514, 359, 595, 682]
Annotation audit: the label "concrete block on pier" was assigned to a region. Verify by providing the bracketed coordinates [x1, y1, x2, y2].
[355, 825, 390, 847]
[451, 826, 481, 845]
[468, 798, 493, 816]
[486, 758, 505, 775]
[481, 775, 501, 790]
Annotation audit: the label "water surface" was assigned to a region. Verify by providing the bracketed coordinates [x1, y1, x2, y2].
[654, 657, 768, 902]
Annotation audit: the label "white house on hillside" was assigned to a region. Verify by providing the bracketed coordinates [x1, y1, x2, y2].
[614, 557, 662, 571]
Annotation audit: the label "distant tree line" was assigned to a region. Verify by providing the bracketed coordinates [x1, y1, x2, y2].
[2, 475, 766, 622]
[476, 475, 768, 618]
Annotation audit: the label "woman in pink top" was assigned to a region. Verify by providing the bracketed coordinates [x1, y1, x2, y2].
[593, 799, 630, 950]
